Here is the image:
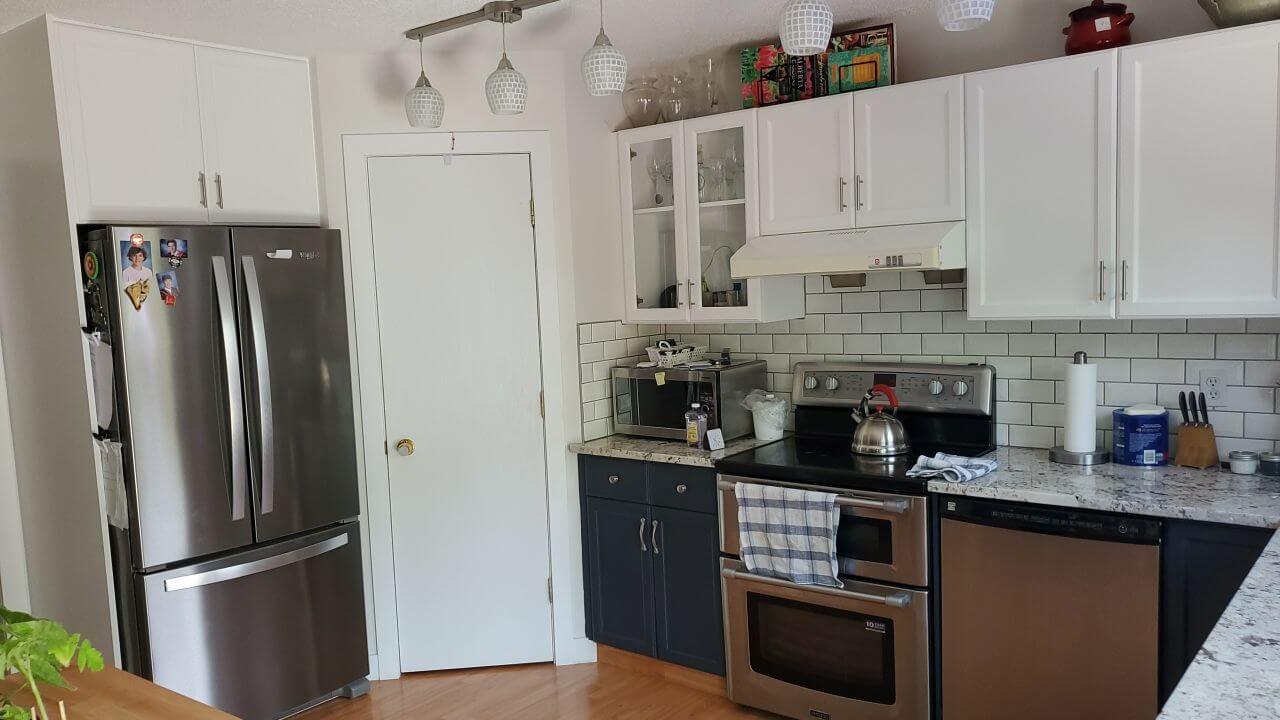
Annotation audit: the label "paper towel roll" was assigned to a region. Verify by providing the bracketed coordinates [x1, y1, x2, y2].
[1063, 362, 1098, 453]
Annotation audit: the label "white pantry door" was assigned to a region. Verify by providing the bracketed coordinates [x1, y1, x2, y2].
[368, 153, 553, 671]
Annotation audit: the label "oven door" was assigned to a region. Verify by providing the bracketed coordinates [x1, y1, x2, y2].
[612, 367, 718, 440]
[721, 558, 930, 720]
[719, 476, 929, 587]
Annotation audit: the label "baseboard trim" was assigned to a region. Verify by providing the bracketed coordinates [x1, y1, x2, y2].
[554, 636, 597, 666]
[595, 645, 726, 697]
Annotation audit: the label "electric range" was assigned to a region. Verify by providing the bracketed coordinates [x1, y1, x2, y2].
[715, 361, 997, 720]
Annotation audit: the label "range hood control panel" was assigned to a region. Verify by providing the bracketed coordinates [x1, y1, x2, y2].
[793, 362, 995, 416]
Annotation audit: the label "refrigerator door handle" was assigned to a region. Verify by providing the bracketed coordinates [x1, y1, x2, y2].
[242, 256, 276, 515]
[212, 257, 247, 522]
[162, 534, 348, 592]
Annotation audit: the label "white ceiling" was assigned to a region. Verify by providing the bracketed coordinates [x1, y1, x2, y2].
[0, 0, 938, 60]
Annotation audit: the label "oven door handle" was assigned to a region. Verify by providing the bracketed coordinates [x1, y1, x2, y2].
[721, 567, 912, 608]
[717, 481, 909, 514]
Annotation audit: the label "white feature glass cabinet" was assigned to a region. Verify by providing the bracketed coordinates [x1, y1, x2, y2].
[618, 111, 803, 324]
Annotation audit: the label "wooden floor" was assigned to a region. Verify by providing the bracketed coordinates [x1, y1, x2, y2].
[297, 653, 774, 719]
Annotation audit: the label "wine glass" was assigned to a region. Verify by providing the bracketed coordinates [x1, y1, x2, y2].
[647, 155, 664, 206]
[723, 141, 743, 200]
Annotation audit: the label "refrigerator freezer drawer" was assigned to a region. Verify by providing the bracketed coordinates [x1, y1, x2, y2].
[138, 523, 368, 720]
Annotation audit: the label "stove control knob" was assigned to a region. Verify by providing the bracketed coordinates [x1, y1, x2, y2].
[953, 380, 970, 397]
[804, 375, 819, 391]
[824, 376, 840, 391]
[928, 380, 944, 396]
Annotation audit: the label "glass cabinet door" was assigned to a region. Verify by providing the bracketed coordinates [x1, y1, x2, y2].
[683, 110, 758, 320]
[618, 125, 689, 322]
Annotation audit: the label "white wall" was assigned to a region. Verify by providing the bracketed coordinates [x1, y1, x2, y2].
[311, 47, 591, 666]
[569, 0, 1218, 323]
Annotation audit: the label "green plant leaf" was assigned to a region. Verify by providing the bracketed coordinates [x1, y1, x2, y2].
[27, 657, 69, 689]
[77, 641, 103, 673]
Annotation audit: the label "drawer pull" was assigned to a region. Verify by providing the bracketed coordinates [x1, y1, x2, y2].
[676, 484, 688, 494]
[608, 475, 620, 485]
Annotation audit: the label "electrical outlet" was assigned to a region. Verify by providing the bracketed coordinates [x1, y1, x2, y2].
[1199, 370, 1226, 406]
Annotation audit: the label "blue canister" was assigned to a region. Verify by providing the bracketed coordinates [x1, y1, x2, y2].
[1113, 405, 1169, 466]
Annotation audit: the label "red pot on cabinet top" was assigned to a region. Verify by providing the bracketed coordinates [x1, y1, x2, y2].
[1063, 0, 1136, 55]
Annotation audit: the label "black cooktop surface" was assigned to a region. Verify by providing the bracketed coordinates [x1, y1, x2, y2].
[715, 435, 996, 494]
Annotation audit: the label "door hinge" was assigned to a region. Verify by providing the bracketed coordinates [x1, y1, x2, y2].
[529, 197, 536, 227]
[539, 390, 545, 418]
[547, 577, 553, 604]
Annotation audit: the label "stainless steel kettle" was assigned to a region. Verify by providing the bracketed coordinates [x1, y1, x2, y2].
[851, 384, 911, 456]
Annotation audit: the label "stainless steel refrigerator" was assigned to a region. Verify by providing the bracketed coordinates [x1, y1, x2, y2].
[81, 225, 368, 720]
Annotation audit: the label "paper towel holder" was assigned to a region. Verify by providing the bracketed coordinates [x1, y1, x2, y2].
[1049, 351, 1112, 466]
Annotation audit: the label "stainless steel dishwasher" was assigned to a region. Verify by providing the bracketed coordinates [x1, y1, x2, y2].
[939, 496, 1162, 720]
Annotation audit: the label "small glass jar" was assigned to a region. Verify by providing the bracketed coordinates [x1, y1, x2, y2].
[1259, 452, 1280, 477]
[1229, 450, 1259, 475]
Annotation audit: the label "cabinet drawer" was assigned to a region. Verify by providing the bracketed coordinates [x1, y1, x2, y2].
[583, 456, 648, 503]
[648, 464, 717, 514]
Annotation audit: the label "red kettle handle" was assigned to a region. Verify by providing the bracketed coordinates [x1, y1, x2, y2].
[868, 384, 900, 409]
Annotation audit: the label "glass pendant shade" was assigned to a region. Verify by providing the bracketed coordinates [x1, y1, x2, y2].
[937, 0, 996, 31]
[779, 0, 833, 56]
[405, 72, 445, 128]
[486, 54, 528, 115]
[582, 30, 627, 96]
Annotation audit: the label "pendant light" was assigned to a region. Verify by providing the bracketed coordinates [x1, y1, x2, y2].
[405, 38, 445, 128]
[581, 0, 627, 96]
[937, 0, 996, 31]
[779, 0, 833, 56]
[486, 14, 527, 115]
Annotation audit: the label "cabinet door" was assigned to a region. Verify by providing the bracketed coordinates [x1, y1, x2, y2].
[618, 125, 690, 323]
[854, 76, 965, 227]
[1119, 24, 1280, 317]
[585, 497, 656, 656]
[196, 46, 321, 225]
[53, 23, 209, 224]
[966, 52, 1118, 319]
[650, 506, 724, 675]
[757, 94, 855, 235]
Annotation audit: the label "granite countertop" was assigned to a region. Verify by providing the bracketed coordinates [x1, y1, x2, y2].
[927, 446, 1280, 528]
[568, 434, 785, 468]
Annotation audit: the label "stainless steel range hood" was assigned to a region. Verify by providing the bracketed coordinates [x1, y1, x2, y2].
[729, 221, 966, 278]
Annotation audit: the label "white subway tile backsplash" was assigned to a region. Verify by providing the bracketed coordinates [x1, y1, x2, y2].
[790, 314, 826, 334]
[921, 289, 964, 311]
[1031, 356, 1070, 381]
[1130, 359, 1185, 384]
[901, 312, 943, 333]
[724, 323, 757, 334]
[826, 314, 863, 333]
[1215, 334, 1277, 360]
[841, 293, 881, 313]
[1032, 403, 1064, 427]
[1008, 334, 1056, 357]
[773, 334, 808, 353]
[882, 334, 923, 355]
[998, 402, 1031, 424]
[1058, 334, 1106, 358]
[582, 380, 609, 403]
[922, 334, 965, 355]
[1159, 334, 1215, 359]
[808, 334, 845, 354]
[806, 294, 842, 314]
[1244, 361, 1280, 387]
[580, 342, 605, 363]
[965, 334, 1009, 355]
[988, 356, 1031, 380]
[1186, 360, 1244, 385]
[986, 320, 1032, 333]
[805, 275, 825, 293]
[863, 272, 902, 291]
[741, 334, 774, 353]
[1134, 319, 1186, 333]
[709, 335, 742, 352]
[1104, 382, 1157, 406]
[1081, 319, 1132, 333]
[844, 334, 883, 354]
[589, 322, 617, 342]
[1032, 320, 1079, 333]
[1095, 358, 1132, 382]
[943, 311, 985, 333]
[1009, 379, 1055, 403]
[881, 290, 922, 312]
[863, 313, 903, 333]
[1009, 425, 1055, 449]
[1246, 318, 1280, 334]
[1103, 334, 1158, 358]
[1227, 386, 1275, 413]
[1190, 318, 1246, 333]
[1244, 413, 1280, 440]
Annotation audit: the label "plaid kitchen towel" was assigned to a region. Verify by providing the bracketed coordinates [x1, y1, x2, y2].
[735, 482, 842, 588]
[905, 452, 998, 482]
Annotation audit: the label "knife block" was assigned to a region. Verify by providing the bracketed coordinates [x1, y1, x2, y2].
[1175, 424, 1219, 469]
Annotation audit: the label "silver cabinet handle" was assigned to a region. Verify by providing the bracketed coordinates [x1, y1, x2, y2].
[1098, 260, 1106, 301]
[688, 280, 697, 307]
[676, 484, 688, 494]
[717, 480, 908, 513]
[676, 281, 685, 308]
[651, 520, 660, 555]
[721, 567, 911, 608]
[242, 256, 275, 514]
[638, 518, 648, 552]
[1121, 260, 1129, 301]
[838, 176, 849, 211]
[608, 475, 620, 485]
[212, 257, 246, 521]
[214, 172, 225, 209]
[198, 171, 208, 208]
[165, 534, 347, 592]
[856, 174, 866, 209]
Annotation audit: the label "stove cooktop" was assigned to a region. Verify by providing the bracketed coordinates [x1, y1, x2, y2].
[715, 435, 996, 494]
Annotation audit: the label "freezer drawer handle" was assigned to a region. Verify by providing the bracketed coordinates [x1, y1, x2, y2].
[716, 480, 909, 513]
[242, 256, 276, 514]
[164, 534, 348, 592]
[721, 567, 911, 608]
[212, 257, 248, 522]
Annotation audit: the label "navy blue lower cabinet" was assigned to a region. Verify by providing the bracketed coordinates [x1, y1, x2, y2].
[651, 505, 726, 675]
[1159, 519, 1272, 706]
[585, 496, 656, 657]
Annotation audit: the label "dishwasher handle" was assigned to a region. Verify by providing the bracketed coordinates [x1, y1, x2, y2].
[939, 496, 1161, 545]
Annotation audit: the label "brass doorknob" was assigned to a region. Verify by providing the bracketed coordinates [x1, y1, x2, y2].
[395, 439, 415, 456]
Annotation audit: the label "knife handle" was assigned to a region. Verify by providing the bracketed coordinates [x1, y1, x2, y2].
[1178, 391, 1190, 425]
[1198, 392, 1210, 426]
[1188, 392, 1200, 425]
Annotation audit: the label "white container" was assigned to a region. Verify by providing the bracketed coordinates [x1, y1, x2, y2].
[1229, 450, 1259, 475]
[743, 390, 787, 442]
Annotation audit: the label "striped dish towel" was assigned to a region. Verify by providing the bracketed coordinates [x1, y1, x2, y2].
[735, 482, 842, 588]
[905, 452, 998, 482]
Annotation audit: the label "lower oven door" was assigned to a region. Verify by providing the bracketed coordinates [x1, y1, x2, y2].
[721, 558, 929, 720]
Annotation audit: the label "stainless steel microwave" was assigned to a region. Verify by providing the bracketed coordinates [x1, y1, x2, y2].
[611, 360, 766, 441]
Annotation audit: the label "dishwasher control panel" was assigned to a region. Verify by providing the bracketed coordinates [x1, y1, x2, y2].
[941, 496, 1162, 545]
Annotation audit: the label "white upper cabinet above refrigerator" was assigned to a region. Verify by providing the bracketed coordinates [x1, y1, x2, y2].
[757, 93, 856, 235]
[853, 75, 965, 228]
[965, 52, 1118, 320]
[1117, 23, 1280, 317]
[196, 47, 321, 225]
[54, 23, 210, 224]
